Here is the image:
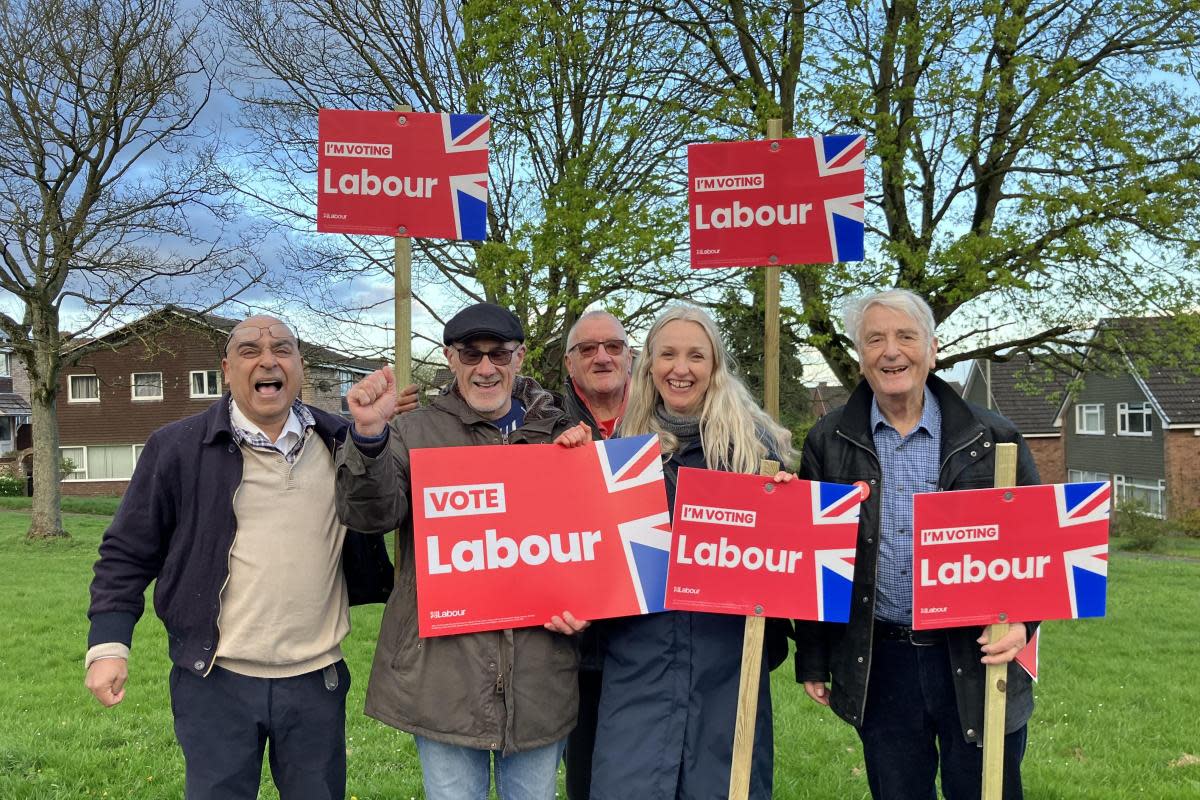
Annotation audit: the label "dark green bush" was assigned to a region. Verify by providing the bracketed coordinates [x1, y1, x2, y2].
[1114, 501, 1166, 552]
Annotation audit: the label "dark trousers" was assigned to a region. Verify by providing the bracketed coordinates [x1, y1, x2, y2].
[858, 636, 1026, 800]
[169, 661, 349, 800]
[564, 668, 603, 800]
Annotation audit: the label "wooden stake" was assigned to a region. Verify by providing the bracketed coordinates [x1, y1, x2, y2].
[393, 104, 413, 582]
[393, 104, 414, 390]
[728, 457, 780, 800]
[762, 119, 783, 420]
[982, 442, 1018, 799]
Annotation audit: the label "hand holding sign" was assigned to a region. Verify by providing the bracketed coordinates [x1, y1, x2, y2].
[978, 623, 1028, 665]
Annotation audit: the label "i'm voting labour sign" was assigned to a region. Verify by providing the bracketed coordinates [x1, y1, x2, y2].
[911, 482, 1110, 630]
[664, 468, 863, 621]
[410, 435, 671, 637]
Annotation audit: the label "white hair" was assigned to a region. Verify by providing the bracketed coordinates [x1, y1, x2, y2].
[844, 288, 936, 352]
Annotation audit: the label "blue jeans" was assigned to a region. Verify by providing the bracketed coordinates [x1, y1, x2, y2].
[414, 735, 565, 800]
[858, 635, 1026, 800]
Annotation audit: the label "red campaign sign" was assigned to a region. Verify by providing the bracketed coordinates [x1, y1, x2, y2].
[687, 135, 865, 268]
[410, 435, 671, 637]
[912, 482, 1111, 630]
[316, 109, 488, 240]
[663, 468, 863, 621]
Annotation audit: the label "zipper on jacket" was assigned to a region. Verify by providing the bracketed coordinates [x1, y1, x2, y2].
[495, 670, 504, 694]
[834, 428, 882, 724]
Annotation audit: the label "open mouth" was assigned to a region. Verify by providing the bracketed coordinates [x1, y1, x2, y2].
[473, 379, 501, 390]
[666, 379, 693, 390]
[881, 366, 909, 375]
[255, 379, 284, 397]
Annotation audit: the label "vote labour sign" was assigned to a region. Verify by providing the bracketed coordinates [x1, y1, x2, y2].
[316, 109, 488, 240]
[664, 468, 863, 621]
[410, 434, 671, 637]
[912, 482, 1110, 630]
[687, 135, 866, 268]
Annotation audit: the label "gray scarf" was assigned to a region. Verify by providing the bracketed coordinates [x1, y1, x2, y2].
[654, 402, 701, 444]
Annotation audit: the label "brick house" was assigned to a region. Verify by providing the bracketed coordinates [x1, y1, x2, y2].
[1051, 317, 1200, 519]
[56, 307, 381, 496]
[962, 354, 1069, 484]
[961, 318, 1200, 519]
[0, 338, 32, 455]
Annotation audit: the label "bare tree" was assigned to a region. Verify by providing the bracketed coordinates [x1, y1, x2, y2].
[0, 0, 260, 538]
[216, 0, 735, 384]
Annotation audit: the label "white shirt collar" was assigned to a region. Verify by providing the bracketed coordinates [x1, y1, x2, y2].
[230, 399, 306, 454]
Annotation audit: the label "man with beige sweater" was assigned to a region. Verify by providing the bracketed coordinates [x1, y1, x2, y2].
[84, 315, 397, 799]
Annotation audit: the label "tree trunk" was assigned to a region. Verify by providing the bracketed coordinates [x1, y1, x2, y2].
[26, 315, 67, 540]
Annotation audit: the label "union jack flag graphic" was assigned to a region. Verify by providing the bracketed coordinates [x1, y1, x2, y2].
[1056, 481, 1111, 527]
[811, 480, 861, 621]
[814, 548, 856, 622]
[442, 114, 489, 240]
[597, 434, 664, 493]
[815, 135, 866, 262]
[596, 434, 672, 614]
[811, 480, 863, 526]
[1057, 482, 1109, 619]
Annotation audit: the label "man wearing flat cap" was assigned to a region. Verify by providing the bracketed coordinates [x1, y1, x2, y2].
[336, 302, 591, 800]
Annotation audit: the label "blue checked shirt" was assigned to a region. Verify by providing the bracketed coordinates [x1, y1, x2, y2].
[871, 386, 941, 625]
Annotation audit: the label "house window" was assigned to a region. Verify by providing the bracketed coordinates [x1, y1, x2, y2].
[0, 351, 10, 377]
[1075, 404, 1104, 435]
[1117, 402, 1153, 436]
[190, 370, 221, 398]
[59, 446, 87, 479]
[1114, 475, 1166, 518]
[338, 370, 355, 414]
[131, 372, 163, 401]
[1068, 469, 1108, 484]
[68, 375, 100, 403]
[60, 444, 142, 481]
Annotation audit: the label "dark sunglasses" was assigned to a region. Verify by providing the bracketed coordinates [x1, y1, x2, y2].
[453, 345, 518, 366]
[568, 339, 627, 358]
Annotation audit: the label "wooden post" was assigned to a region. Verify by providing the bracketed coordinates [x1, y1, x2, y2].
[728, 457, 780, 800]
[393, 104, 414, 389]
[982, 443, 1018, 799]
[393, 104, 413, 580]
[731, 118, 787, 799]
[762, 118, 783, 420]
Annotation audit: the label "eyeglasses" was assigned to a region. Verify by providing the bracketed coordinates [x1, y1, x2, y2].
[453, 345, 518, 366]
[226, 323, 297, 353]
[568, 339, 627, 358]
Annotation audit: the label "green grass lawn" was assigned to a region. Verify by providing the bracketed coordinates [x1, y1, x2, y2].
[1, 509, 1197, 798]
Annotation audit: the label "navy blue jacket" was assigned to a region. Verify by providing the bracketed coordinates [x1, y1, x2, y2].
[87, 395, 392, 676]
[590, 436, 777, 800]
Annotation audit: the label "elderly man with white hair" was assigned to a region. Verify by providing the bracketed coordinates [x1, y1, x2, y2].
[794, 289, 1040, 800]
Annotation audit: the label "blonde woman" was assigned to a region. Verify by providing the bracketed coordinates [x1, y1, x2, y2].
[589, 305, 795, 800]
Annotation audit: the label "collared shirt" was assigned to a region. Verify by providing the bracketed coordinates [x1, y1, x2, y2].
[229, 398, 315, 464]
[871, 386, 941, 625]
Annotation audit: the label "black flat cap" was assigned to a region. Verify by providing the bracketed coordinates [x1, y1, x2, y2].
[443, 302, 525, 345]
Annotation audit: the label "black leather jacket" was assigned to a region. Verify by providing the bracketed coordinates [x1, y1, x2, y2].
[793, 375, 1040, 743]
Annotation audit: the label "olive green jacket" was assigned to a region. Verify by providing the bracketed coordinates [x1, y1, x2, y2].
[335, 376, 578, 754]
